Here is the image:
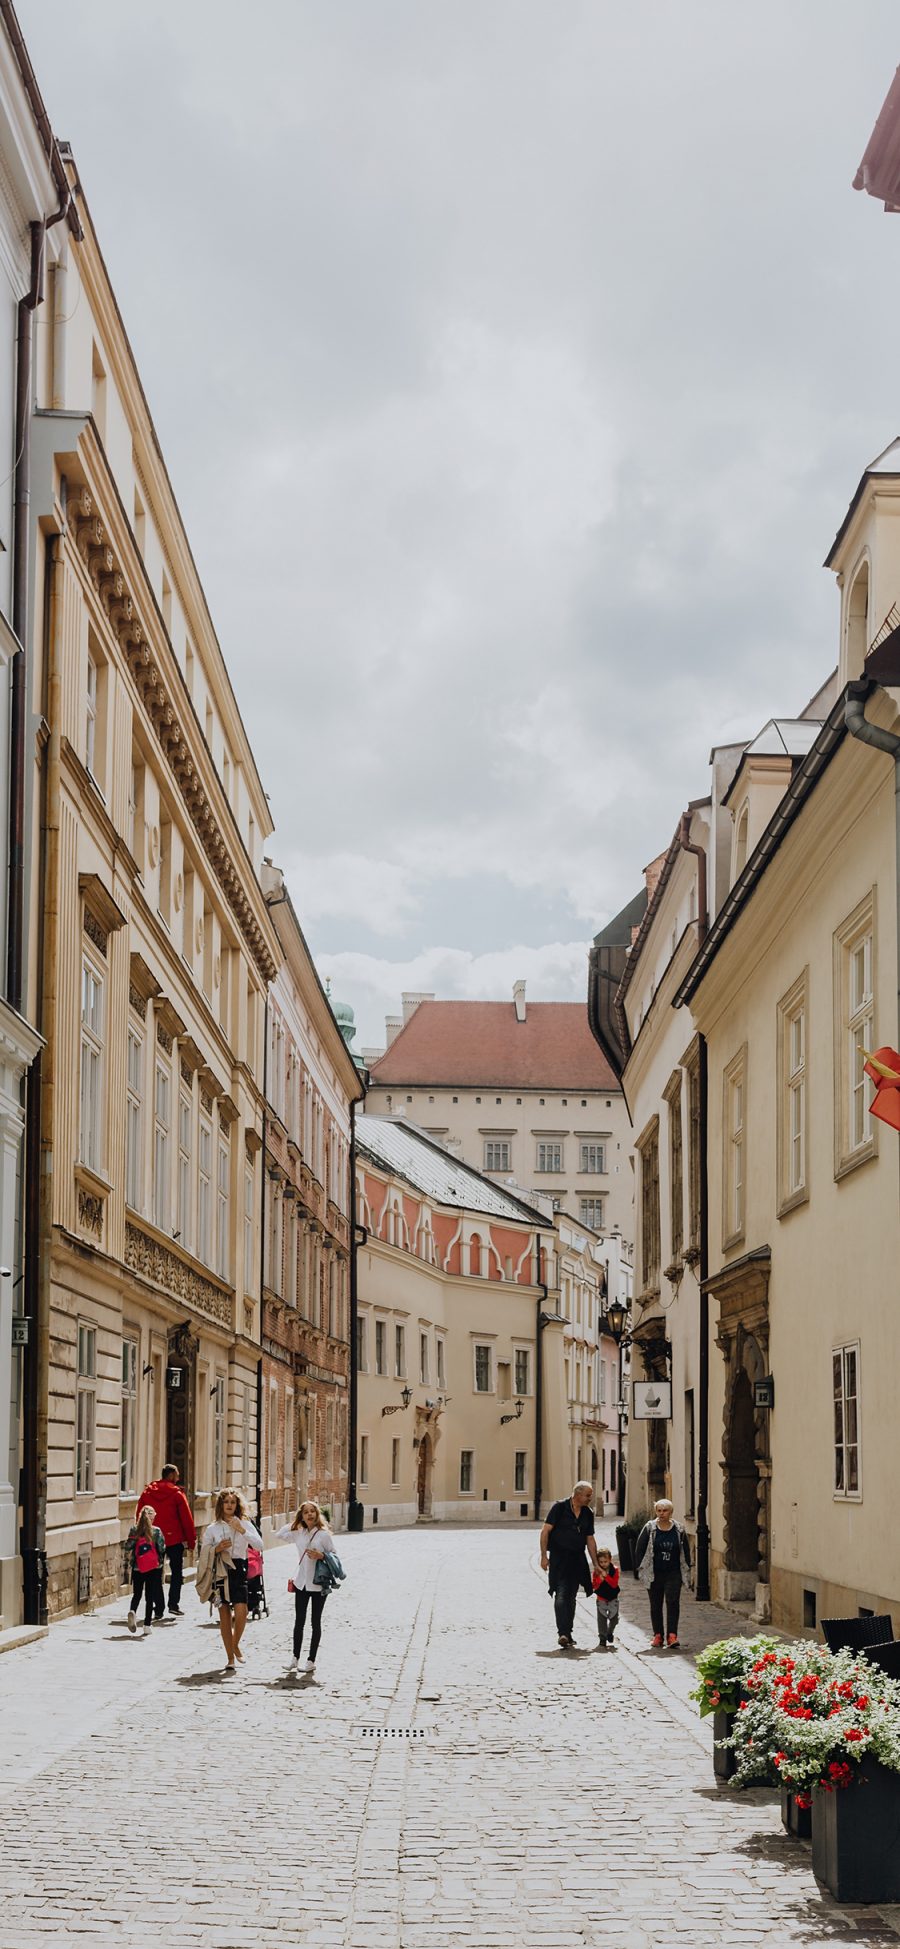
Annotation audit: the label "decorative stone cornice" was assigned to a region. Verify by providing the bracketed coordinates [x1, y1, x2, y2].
[79, 872, 126, 942]
[71, 487, 277, 984]
[124, 1218, 233, 1327]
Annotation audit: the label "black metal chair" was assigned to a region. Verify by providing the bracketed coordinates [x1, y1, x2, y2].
[821, 1615, 894, 1653]
[861, 1639, 900, 1679]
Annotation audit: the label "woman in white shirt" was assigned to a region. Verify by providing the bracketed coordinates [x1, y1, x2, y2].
[202, 1489, 263, 1674]
[276, 1498, 336, 1678]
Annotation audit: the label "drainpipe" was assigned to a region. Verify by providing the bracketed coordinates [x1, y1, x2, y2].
[8, 189, 70, 1011]
[347, 1097, 364, 1531]
[679, 807, 711, 1601]
[845, 676, 900, 1192]
[533, 1232, 547, 1523]
[256, 995, 268, 1534]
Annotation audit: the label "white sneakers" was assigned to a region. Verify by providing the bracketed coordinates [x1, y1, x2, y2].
[288, 1657, 299, 1677]
[305, 1661, 316, 1675]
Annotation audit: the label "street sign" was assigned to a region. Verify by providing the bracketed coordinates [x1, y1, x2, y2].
[11, 1317, 28, 1346]
[755, 1375, 775, 1410]
[632, 1380, 672, 1420]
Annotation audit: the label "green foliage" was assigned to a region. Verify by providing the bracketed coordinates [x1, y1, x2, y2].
[690, 1634, 780, 1718]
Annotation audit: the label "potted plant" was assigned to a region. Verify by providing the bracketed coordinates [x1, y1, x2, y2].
[615, 1509, 649, 1575]
[728, 1644, 900, 1894]
[690, 1634, 778, 1781]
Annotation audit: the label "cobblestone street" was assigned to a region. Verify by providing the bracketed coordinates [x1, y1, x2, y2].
[1, 1523, 899, 1949]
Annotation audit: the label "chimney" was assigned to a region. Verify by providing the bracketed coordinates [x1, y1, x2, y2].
[385, 1014, 403, 1047]
[401, 991, 434, 1025]
[513, 980, 526, 1023]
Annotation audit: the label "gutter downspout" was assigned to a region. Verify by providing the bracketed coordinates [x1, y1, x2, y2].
[533, 1233, 547, 1523]
[256, 996, 268, 1536]
[679, 807, 710, 1600]
[845, 675, 900, 1199]
[347, 1097, 364, 1531]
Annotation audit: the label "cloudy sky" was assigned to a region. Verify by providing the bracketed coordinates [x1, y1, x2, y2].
[21, 2, 900, 1046]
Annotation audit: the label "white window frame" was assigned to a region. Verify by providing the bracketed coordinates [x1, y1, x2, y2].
[473, 1342, 493, 1394]
[535, 1140, 563, 1174]
[153, 1057, 171, 1232]
[243, 1163, 255, 1294]
[419, 1330, 429, 1385]
[834, 895, 877, 1178]
[513, 1347, 531, 1396]
[459, 1449, 475, 1495]
[177, 1090, 193, 1252]
[79, 953, 105, 1173]
[375, 1318, 387, 1377]
[436, 1337, 445, 1389]
[75, 1322, 97, 1496]
[267, 1378, 277, 1488]
[213, 1375, 226, 1488]
[514, 1450, 527, 1493]
[125, 1028, 143, 1211]
[356, 1315, 368, 1373]
[777, 972, 809, 1216]
[395, 1323, 406, 1378]
[285, 1389, 294, 1485]
[241, 1380, 252, 1488]
[722, 1047, 747, 1251]
[483, 1139, 511, 1172]
[579, 1141, 606, 1175]
[833, 1341, 861, 1500]
[216, 1132, 230, 1281]
[85, 646, 98, 776]
[391, 1437, 400, 1487]
[198, 1115, 212, 1265]
[360, 1432, 369, 1486]
[579, 1197, 605, 1230]
[120, 1334, 138, 1495]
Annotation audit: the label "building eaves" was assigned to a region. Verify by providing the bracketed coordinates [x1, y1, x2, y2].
[356, 1116, 546, 1226]
[674, 689, 849, 1009]
[0, 3, 81, 234]
[824, 441, 900, 569]
[614, 822, 683, 1021]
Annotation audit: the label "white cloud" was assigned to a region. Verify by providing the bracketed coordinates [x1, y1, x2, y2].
[318, 942, 592, 1050]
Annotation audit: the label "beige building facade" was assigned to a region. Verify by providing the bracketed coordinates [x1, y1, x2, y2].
[258, 866, 363, 1540]
[556, 1213, 621, 1517]
[355, 1115, 569, 1526]
[366, 987, 633, 1241]
[24, 151, 278, 1616]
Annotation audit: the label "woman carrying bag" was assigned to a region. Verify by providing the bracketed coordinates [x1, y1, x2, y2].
[201, 1488, 262, 1675]
[276, 1498, 337, 1679]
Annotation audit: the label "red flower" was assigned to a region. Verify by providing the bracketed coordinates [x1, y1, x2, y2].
[796, 1793, 812, 1810]
[773, 1752, 786, 1767]
[856, 1696, 869, 1710]
[844, 1728, 863, 1742]
[739, 1700, 749, 1712]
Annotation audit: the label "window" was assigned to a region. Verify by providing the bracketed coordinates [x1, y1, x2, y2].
[778, 974, 808, 1212]
[536, 1141, 563, 1173]
[579, 1197, 605, 1230]
[474, 1343, 492, 1393]
[177, 1093, 192, 1250]
[684, 1041, 701, 1252]
[850, 930, 873, 1152]
[420, 1332, 429, 1384]
[217, 1135, 230, 1280]
[514, 1451, 527, 1493]
[459, 1450, 474, 1494]
[514, 1348, 530, 1395]
[125, 1030, 143, 1210]
[241, 1380, 251, 1488]
[833, 1344, 860, 1498]
[243, 1164, 254, 1293]
[636, 1116, 660, 1291]
[120, 1336, 138, 1494]
[665, 1072, 683, 1262]
[356, 1317, 367, 1373]
[395, 1324, 406, 1377]
[734, 803, 749, 879]
[267, 1383, 278, 1488]
[75, 1323, 96, 1494]
[213, 1375, 226, 1487]
[85, 648, 98, 775]
[284, 1389, 294, 1484]
[391, 1438, 400, 1487]
[579, 1142, 606, 1174]
[484, 1140, 511, 1172]
[436, 1339, 445, 1389]
[722, 1050, 746, 1249]
[79, 956, 104, 1171]
[153, 1060, 170, 1231]
[360, 1434, 369, 1485]
[158, 814, 172, 926]
[198, 1117, 212, 1264]
[375, 1320, 387, 1376]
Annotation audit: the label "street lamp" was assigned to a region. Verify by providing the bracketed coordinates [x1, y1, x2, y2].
[382, 1384, 413, 1418]
[601, 1298, 631, 1346]
[599, 1301, 632, 1519]
[500, 1397, 524, 1426]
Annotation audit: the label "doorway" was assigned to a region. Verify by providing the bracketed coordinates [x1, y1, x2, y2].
[416, 1434, 433, 1518]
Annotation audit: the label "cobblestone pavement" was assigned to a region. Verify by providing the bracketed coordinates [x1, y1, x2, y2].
[1, 1521, 899, 1948]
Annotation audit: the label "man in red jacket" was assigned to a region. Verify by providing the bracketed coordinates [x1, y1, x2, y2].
[137, 1465, 196, 1615]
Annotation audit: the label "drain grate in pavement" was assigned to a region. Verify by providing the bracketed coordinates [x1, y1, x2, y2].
[357, 1725, 426, 1741]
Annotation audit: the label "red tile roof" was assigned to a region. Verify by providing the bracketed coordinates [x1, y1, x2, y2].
[368, 1000, 621, 1091]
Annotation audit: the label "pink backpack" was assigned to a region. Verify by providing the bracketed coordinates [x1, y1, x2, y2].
[247, 1546, 263, 1578]
[134, 1535, 160, 1573]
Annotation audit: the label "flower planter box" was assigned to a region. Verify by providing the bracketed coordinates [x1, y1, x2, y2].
[780, 1785, 811, 1839]
[712, 1709, 737, 1781]
[812, 1759, 900, 1902]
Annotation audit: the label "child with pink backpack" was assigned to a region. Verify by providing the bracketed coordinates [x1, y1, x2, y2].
[126, 1505, 166, 1634]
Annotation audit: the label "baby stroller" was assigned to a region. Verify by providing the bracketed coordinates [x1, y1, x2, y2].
[246, 1542, 268, 1620]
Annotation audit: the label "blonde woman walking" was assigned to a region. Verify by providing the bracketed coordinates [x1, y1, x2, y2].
[276, 1499, 336, 1678]
[202, 1489, 262, 1674]
[125, 1504, 166, 1634]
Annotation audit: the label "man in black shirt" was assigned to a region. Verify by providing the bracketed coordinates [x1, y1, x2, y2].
[633, 1498, 692, 1647]
[539, 1480, 600, 1648]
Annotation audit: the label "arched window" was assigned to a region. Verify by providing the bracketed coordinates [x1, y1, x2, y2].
[847, 561, 870, 680]
[469, 1232, 482, 1277]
